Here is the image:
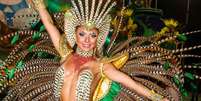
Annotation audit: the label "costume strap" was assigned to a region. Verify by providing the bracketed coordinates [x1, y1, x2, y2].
[93, 53, 129, 100]
[101, 52, 129, 69]
[100, 63, 105, 77]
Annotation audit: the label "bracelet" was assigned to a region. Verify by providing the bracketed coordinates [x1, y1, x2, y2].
[32, 0, 46, 10]
[59, 34, 73, 59]
[149, 90, 164, 101]
[100, 63, 105, 77]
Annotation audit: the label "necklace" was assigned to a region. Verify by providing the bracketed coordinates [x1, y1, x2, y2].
[76, 47, 94, 57]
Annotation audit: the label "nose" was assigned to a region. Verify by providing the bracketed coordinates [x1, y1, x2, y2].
[84, 36, 90, 43]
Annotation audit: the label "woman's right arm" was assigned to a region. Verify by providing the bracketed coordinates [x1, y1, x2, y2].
[32, 0, 61, 52]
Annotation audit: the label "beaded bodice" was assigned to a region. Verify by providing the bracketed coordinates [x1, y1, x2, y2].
[76, 70, 94, 101]
[53, 66, 65, 101]
[53, 66, 94, 101]
[53, 53, 95, 100]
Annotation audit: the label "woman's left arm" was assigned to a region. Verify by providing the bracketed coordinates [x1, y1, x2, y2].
[103, 63, 169, 101]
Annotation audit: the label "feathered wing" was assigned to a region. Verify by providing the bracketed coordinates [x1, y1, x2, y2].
[106, 30, 201, 101]
[1, 8, 201, 101]
[0, 11, 77, 101]
[0, 29, 61, 100]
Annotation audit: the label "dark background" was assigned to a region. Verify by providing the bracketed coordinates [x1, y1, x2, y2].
[158, 0, 201, 57]
[157, 0, 201, 31]
[157, 1, 201, 100]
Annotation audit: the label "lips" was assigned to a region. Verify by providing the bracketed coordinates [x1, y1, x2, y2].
[82, 44, 91, 48]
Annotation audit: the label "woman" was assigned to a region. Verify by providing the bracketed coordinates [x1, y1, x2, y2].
[31, 0, 169, 100]
[0, 0, 187, 101]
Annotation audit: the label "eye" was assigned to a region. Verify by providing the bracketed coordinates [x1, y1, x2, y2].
[79, 32, 85, 36]
[91, 32, 97, 38]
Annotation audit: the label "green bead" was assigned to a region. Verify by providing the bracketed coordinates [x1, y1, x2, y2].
[54, 56, 60, 61]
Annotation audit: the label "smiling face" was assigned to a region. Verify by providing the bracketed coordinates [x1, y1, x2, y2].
[75, 26, 99, 51]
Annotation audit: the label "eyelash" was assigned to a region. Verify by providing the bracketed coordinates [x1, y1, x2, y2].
[79, 32, 85, 36]
[91, 34, 97, 38]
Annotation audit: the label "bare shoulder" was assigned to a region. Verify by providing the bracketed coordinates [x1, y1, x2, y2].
[86, 61, 101, 75]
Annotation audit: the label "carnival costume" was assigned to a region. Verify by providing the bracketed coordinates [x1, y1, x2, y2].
[0, 0, 201, 101]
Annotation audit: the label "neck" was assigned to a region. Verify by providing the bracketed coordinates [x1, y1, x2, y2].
[75, 47, 94, 57]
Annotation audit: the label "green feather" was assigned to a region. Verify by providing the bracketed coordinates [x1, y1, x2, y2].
[37, 52, 49, 58]
[100, 81, 121, 101]
[8, 68, 15, 79]
[105, 37, 111, 47]
[11, 33, 19, 45]
[177, 34, 187, 42]
[39, 25, 46, 32]
[184, 72, 195, 80]
[179, 87, 189, 97]
[173, 75, 180, 86]
[5, 68, 16, 79]
[190, 82, 197, 91]
[45, 0, 71, 13]
[16, 60, 25, 70]
[163, 61, 171, 70]
[28, 44, 36, 52]
[32, 32, 41, 40]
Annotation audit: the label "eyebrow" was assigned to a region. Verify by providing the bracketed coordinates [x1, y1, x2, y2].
[90, 32, 97, 35]
[80, 31, 97, 35]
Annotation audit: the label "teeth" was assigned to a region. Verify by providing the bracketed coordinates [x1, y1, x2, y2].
[83, 45, 90, 48]
[82, 44, 90, 48]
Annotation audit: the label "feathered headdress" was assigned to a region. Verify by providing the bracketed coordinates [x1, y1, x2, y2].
[64, 0, 116, 50]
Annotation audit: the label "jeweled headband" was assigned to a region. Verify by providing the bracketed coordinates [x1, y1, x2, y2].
[64, 0, 116, 50]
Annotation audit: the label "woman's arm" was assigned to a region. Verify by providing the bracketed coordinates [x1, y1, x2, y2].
[103, 63, 169, 101]
[31, 0, 61, 52]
